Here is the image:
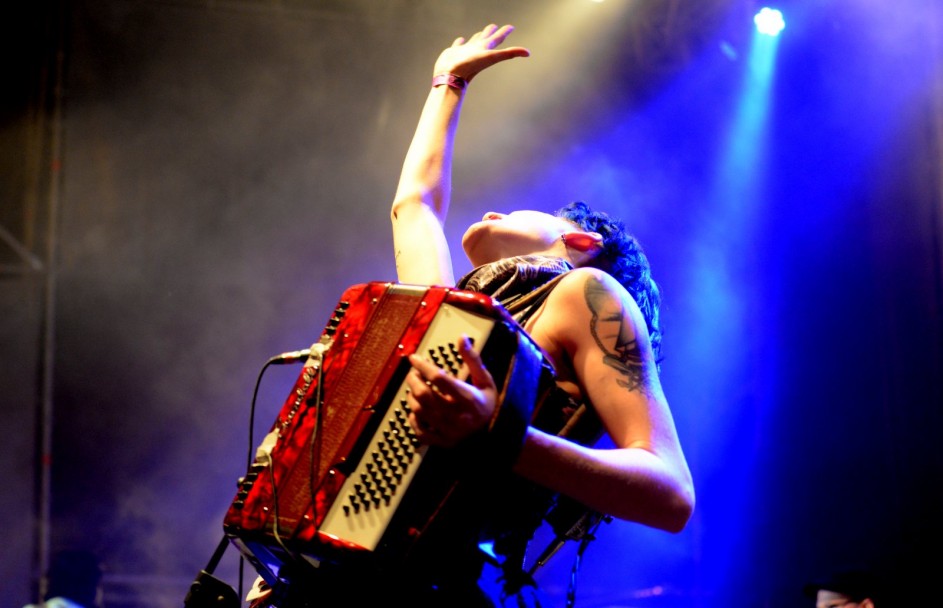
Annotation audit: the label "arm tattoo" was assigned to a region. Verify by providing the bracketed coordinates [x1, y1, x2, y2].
[584, 276, 653, 397]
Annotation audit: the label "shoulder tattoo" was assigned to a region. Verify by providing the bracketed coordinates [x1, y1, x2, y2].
[583, 276, 654, 397]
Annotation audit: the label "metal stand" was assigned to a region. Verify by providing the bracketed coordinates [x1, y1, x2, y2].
[183, 537, 240, 608]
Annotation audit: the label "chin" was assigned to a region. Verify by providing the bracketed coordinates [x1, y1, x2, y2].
[461, 223, 490, 266]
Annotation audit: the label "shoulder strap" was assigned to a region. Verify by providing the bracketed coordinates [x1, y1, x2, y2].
[503, 272, 570, 327]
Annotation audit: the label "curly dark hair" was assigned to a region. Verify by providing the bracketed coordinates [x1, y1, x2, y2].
[555, 201, 663, 360]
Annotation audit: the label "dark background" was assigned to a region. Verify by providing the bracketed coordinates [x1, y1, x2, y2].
[2, 1, 941, 606]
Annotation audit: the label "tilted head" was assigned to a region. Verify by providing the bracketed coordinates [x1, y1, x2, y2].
[460, 201, 662, 359]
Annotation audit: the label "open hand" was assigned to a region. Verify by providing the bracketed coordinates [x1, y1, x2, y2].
[433, 24, 530, 82]
[405, 335, 498, 446]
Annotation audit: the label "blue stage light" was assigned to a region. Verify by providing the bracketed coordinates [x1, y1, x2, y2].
[754, 7, 785, 37]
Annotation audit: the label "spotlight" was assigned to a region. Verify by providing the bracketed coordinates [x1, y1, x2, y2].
[754, 7, 785, 37]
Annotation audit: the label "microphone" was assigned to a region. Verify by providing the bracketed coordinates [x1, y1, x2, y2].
[269, 348, 311, 365]
[269, 340, 332, 365]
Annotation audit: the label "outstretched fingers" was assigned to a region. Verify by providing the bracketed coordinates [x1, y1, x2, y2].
[435, 23, 529, 81]
[484, 24, 517, 48]
[468, 23, 499, 43]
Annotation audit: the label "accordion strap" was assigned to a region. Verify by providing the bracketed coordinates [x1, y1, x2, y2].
[492, 330, 545, 462]
[460, 327, 546, 475]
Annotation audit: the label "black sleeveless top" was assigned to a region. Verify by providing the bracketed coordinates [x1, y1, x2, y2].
[457, 256, 606, 599]
[458, 255, 604, 444]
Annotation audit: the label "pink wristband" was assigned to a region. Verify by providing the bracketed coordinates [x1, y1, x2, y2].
[431, 73, 467, 91]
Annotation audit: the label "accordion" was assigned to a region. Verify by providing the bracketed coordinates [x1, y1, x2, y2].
[222, 282, 559, 586]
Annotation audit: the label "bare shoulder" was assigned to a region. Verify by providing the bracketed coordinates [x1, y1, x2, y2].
[544, 267, 661, 398]
[552, 267, 627, 301]
[548, 268, 651, 346]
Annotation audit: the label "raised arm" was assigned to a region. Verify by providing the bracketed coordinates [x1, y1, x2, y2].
[391, 24, 529, 286]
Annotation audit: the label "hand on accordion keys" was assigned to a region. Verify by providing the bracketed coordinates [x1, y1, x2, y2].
[405, 334, 498, 447]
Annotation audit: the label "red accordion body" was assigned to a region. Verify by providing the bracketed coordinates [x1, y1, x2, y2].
[223, 282, 550, 585]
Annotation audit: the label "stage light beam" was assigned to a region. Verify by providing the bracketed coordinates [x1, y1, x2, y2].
[754, 8, 785, 37]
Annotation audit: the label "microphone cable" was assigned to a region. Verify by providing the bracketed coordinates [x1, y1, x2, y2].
[238, 347, 312, 603]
